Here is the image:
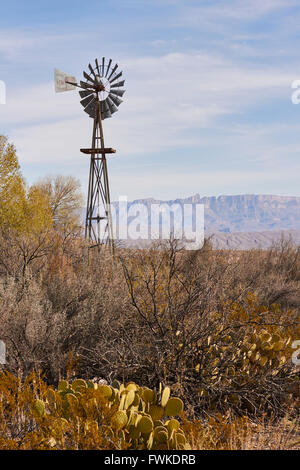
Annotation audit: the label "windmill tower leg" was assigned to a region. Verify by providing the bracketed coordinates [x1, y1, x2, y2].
[83, 102, 115, 254]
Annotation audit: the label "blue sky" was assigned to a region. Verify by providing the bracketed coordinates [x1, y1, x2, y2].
[0, 0, 300, 200]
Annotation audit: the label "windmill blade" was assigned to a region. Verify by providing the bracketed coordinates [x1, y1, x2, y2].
[83, 71, 95, 84]
[105, 59, 112, 77]
[110, 88, 125, 98]
[80, 95, 96, 108]
[80, 80, 94, 90]
[87, 110, 95, 119]
[109, 71, 122, 84]
[84, 105, 94, 116]
[85, 106, 95, 118]
[108, 64, 118, 81]
[108, 93, 123, 107]
[102, 57, 105, 76]
[103, 100, 111, 117]
[95, 58, 101, 76]
[106, 96, 118, 114]
[101, 100, 112, 119]
[110, 80, 125, 89]
[88, 63, 96, 77]
[85, 100, 97, 117]
[101, 109, 112, 120]
[79, 89, 94, 99]
[102, 111, 112, 120]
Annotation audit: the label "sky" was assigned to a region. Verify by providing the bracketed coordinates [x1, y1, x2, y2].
[0, 0, 300, 201]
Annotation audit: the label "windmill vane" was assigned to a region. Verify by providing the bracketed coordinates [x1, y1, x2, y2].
[54, 57, 125, 253]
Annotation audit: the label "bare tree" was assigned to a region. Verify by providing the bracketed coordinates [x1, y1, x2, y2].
[32, 175, 83, 230]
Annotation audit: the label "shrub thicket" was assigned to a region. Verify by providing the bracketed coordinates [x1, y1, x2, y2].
[0, 234, 299, 420]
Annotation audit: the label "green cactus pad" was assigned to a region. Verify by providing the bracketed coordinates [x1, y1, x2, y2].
[138, 398, 144, 412]
[142, 388, 154, 403]
[161, 386, 170, 407]
[167, 419, 180, 432]
[58, 380, 69, 392]
[135, 414, 142, 428]
[98, 385, 113, 399]
[126, 383, 138, 391]
[132, 393, 140, 407]
[86, 380, 95, 389]
[33, 399, 45, 417]
[147, 432, 154, 450]
[111, 380, 120, 389]
[157, 430, 168, 443]
[119, 393, 126, 410]
[111, 410, 128, 430]
[153, 420, 164, 427]
[137, 416, 153, 434]
[128, 425, 141, 440]
[149, 404, 164, 421]
[154, 425, 167, 437]
[66, 393, 78, 407]
[164, 397, 184, 416]
[72, 379, 87, 390]
[125, 390, 135, 409]
[47, 389, 56, 405]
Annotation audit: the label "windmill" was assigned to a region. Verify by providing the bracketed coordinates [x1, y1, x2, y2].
[54, 58, 125, 253]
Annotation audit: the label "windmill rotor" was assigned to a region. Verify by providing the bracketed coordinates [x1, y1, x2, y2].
[75, 58, 125, 121]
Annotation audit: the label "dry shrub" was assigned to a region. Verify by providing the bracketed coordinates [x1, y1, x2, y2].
[0, 231, 299, 420]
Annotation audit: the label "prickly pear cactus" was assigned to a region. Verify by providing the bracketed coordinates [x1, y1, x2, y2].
[36, 377, 190, 450]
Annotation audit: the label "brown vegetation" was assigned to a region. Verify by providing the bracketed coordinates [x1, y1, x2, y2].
[0, 135, 299, 449]
[0, 235, 299, 416]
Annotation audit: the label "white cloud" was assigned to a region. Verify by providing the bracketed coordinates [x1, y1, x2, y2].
[176, 0, 298, 25]
[102, 51, 294, 156]
[0, 29, 93, 62]
[1, 50, 295, 168]
[10, 117, 89, 164]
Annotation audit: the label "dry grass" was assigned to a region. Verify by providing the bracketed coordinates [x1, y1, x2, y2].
[184, 414, 300, 450]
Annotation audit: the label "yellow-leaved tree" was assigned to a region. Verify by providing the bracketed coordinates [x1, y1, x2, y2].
[0, 135, 53, 233]
[0, 135, 83, 236]
[21, 185, 53, 233]
[0, 135, 26, 231]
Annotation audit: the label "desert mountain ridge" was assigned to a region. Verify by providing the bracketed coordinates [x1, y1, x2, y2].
[110, 194, 300, 249]
[120, 194, 300, 233]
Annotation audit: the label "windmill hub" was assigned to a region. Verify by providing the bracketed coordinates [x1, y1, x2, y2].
[95, 83, 105, 92]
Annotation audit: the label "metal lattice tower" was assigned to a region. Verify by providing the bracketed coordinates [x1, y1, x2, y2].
[55, 58, 125, 252]
[81, 100, 115, 252]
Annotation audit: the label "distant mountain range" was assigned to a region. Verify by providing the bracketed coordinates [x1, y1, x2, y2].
[121, 194, 300, 233]
[102, 194, 300, 250]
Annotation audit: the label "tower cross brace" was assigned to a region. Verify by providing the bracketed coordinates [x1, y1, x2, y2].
[80, 100, 115, 253]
